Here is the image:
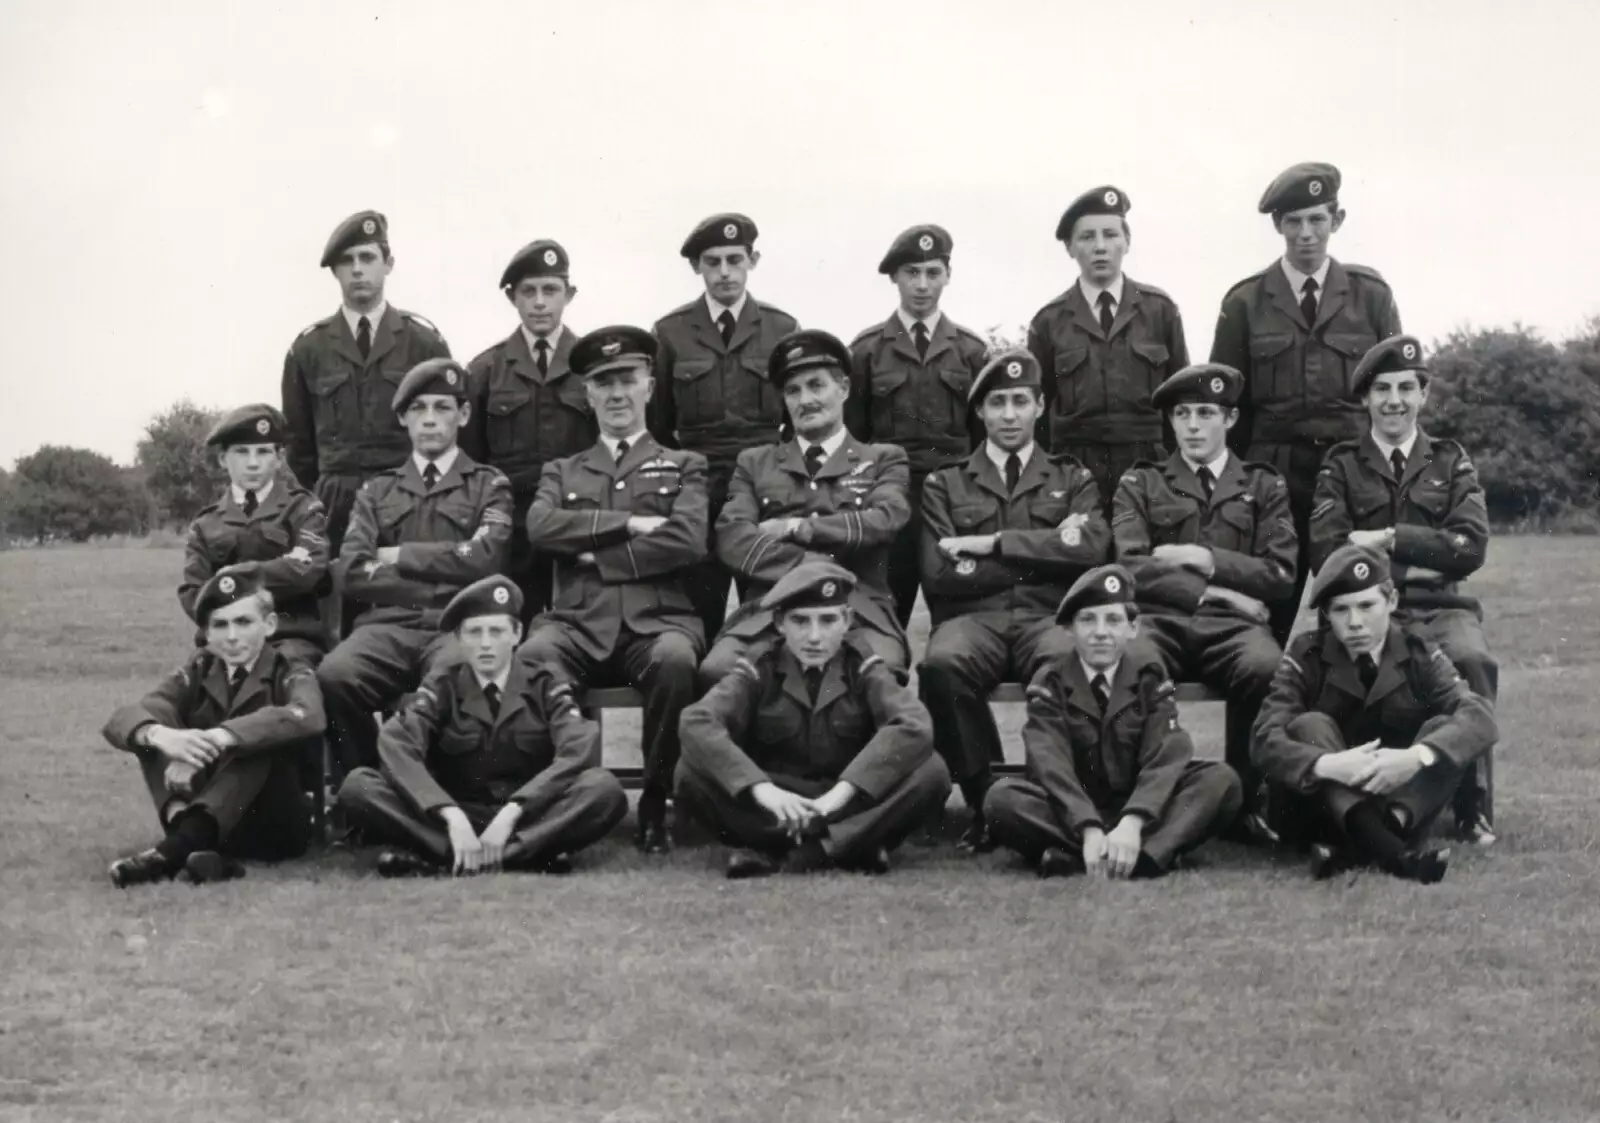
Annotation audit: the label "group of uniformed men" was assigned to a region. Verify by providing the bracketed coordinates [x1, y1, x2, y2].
[102, 160, 1501, 889]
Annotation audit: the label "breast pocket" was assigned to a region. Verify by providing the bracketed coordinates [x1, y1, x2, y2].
[1322, 332, 1377, 399]
[827, 703, 871, 748]
[1146, 500, 1198, 545]
[1027, 491, 1073, 528]
[1208, 499, 1257, 552]
[367, 365, 410, 428]
[1248, 333, 1296, 403]
[1405, 478, 1452, 524]
[672, 357, 719, 425]
[484, 388, 533, 456]
[754, 706, 805, 749]
[936, 366, 973, 429]
[1129, 340, 1171, 398]
[950, 502, 999, 534]
[561, 482, 607, 511]
[437, 726, 482, 756]
[308, 367, 353, 433]
[632, 471, 683, 517]
[756, 482, 800, 518]
[433, 492, 481, 537]
[1052, 347, 1090, 417]
[869, 368, 912, 438]
[742, 356, 783, 425]
[375, 494, 416, 538]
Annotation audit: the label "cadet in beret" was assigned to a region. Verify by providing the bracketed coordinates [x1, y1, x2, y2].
[1209, 163, 1403, 633]
[704, 329, 912, 683]
[281, 210, 455, 560]
[917, 349, 1109, 850]
[318, 358, 513, 785]
[647, 212, 800, 641]
[677, 562, 949, 878]
[846, 223, 987, 626]
[103, 567, 326, 887]
[985, 566, 1242, 879]
[518, 326, 708, 854]
[1252, 546, 1496, 882]
[465, 238, 596, 618]
[336, 576, 626, 877]
[1110, 363, 1296, 829]
[1310, 334, 1497, 842]
[1027, 186, 1190, 513]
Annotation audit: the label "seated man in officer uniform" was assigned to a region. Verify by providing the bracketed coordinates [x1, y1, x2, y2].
[318, 358, 513, 784]
[337, 575, 627, 877]
[703, 329, 912, 683]
[985, 565, 1242, 879]
[918, 348, 1108, 850]
[1111, 362, 1297, 834]
[1311, 333, 1497, 843]
[677, 561, 950, 879]
[103, 566, 326, 887]
[519, 325, 707, 854]
[1252, 546, 1496, 883]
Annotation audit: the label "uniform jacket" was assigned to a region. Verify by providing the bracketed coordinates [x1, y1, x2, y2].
[647, 297, 799, 470]
[1311, 430, 1488, 612]
[102, 643, 326, 756]
[524, 433, 708, 656]
[1020, 654, 1194, 832]
[1210, 259, 1402, 451]
[715, 435, 910, 641]
[465, 324, 595, 502]
[281, 304, 455, 485]
[1252, 623, 1497, 793]
[376, 660, 598, 819]
[679, 639, 934, 800]
[338, 451, 513, 629]
[918, 447, 1108, 625]
[846, 313, 986, 476]
[179, 483, 331, 646]
[1027, 278, 1190, 448]
[1112, 452, 1298, 616]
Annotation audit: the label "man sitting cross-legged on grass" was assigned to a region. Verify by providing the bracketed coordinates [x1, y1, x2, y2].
[985, 564, 1242, 879]
[103, 565, 326, 887]
[1252, 545, 1496, 884]
[337, 575, 627, 877]
[676, 561, 951, 879]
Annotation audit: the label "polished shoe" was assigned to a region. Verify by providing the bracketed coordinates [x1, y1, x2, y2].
[530, 852, 573, 875]
[1308, 842, 1349, 881]
[180, 850, 245, 885]
[843, 847, 891, 875]
[1221, 810, 1280, 848]
[1455, 813, 1497, 847]
[1037, 847, 1082, 880]
[634, 813, 671, 855]
[784, 837, 833, 874]
[956, 816, 996, 854]
[725, 849, 781, 880]
[1391, 846, 1451, 885]
[376, 848, 440, 878]
[108, 847, 178, 889]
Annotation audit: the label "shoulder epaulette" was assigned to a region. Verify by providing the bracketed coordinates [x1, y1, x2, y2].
[1130, 279, 1175, 303]
[850, 322, 886, 347]
[1340, 262, 1390, 286]
[402, 310, 441, 335]
[1241, 459, 1286, 480]
[659, 298, 702, 322]
[1223, 267, 1272, 300]
[754, 299, 797, 323]
[946, 318, 986, 346]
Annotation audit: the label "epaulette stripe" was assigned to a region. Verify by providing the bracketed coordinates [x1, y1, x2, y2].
[626, 541, 640, 582]
[858, 654, 885, 674]
[733, 657, 761, 681]
[1281, 655, 1303, 676]
[590, 510, 601, 548]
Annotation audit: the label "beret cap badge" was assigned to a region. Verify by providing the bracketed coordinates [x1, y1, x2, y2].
[493, 586, 510, 605]
[1308, 179, 1324, 197]
[255, 418, 271, 435]
[1353, 561, 1370, 580]
[1104, 575, 1121, 593]
[543, 249, 558, 266]
[219, 576, 236, 595]
[723, 222, 739, 239]
[1103, 189, 1119, 206]
[361, 218, 377, 235]
[820, 581, 837, 598]
[917, 233, 934, 251]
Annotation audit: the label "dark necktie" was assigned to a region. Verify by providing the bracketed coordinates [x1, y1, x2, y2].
[422, 462, 440, 490]
[356, 315, 372, 360]
[718, 309, 736, 347]
[534, 338, 550, 377]
[614, 439, 630, 463]
[1299, 278, 1319, 327]
[242, 489, 258, 517]
[912, 320, 929, 360]
[1389, 448, 1406, 481]
[804, 668, 823, 702]
[1196, 465, 1215, 502]
[1091, 672, 1110, 711]
[484, 683, 502, 718]
[228, 665, 247, 701]
[1357, 654, 1378, 692]
[804, 444, 826, 477]
[1097, 291, 1114, 335]
[1004, 452, 1021, 494]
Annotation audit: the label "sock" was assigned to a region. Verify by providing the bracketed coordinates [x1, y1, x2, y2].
[155, 809, 221, 866]
[959, 775, 992, 816]
[1344, 802, 1407, 867]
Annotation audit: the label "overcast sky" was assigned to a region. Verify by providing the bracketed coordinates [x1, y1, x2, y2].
[2, 0, 1595, 467]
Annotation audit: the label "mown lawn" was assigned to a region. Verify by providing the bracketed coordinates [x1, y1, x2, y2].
[1, 539, 1597, 1123]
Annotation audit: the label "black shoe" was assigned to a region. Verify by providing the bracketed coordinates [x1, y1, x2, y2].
[1454, 813, 1497, 847]
[376, 848, 440, 878]
[784, 837, 833, 874]
[957, 817, 996, 854]
[1392, 846, 1451, 884]
[842, 847, 891, 875]
[1037, 847, 1082, 880]
[1221, 811, 1280, 848]
[635, 812, 671, 855]
[180, 850, 245, 885]
[108, 847, 177, 889]
[725, 849, 780, 880]
[912, 807, 945, 848]
[529, 852, 573, 875]
[1308, 842, 1348, 881]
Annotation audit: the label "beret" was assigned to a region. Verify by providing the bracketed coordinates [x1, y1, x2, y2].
[681, 212, 758, 260]
[1258, 162, 1341, 215]
[1309, 545, 1391, 609]
[1056, 564, 1136, 623]
[195, 563, 267, 626]
[439, 575, 524, 633]
[500, 239, 570, 289]
[206, 403, 288, 447]
[768, 329, 852, 388]
[320, 210, 388, 268]
[1150, 363, 1244, 411]
[391, 358, 470, 413]
[969, 349, 1042, 408]
[878, 223, 953, 275]
[570, 325, 658, 379]
[760, 560, 857, 614]
[1350, 334, 1429, 399]
[1055, 185, 1130, 242]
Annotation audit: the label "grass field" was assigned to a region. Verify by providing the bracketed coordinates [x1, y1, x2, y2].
[3, 540, 1598, 1123]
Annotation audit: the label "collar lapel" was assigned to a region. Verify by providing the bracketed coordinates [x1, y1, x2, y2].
[548, 325, 577, 382]
[614, 433, 659, 477]
[1263, 265, 1306, 331]
[492, 663, 531, 733]
[1067, 286, 1107, 341]
[1311, 260, 1351, 335]
[1368, 626, 1409, 704]
[726, 299, 760, 353]
[396, 459, 430, 497]
[432, 452, 470, 495]
[1208, 455, 1251, 508]
[1400, 431, 1434, 490]
[1104, 660, 1141, 720]
[812, 436, 863, 480]
[778, 650, 813, 711]
[506, 329, 538, 384]
[967, 450, 1011, 502]
[1322, 631, 1368, 700]
[690, 299, 727, 355]
[203, 660, 232, 712]
[1359, 431, 1397, 483]
[460, 667, 497, 728]
[887, 314, 923, 365]
[1163, 454, 1206, 504]
[921, 316, 957, 364]
[229, 657, 269, 713]
[1106, 280, 1141, 340]
[1062, 658, 1101, 719]
[326, 312, 364, 367]
[815, 658, 849, 714]
[1009, 448, 1052, 498]
[365, 306, 402, 369]
[581, 442, 617, 480]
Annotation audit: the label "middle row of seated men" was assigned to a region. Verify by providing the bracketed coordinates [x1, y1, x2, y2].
[138, 318, 1495, 880]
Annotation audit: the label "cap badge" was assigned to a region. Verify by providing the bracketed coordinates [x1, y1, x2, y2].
[361, 218, 377, 235]
[444, 370, 458, 386]
[788, 345, 805, 362]
[1308, 179, 1324, 197]
[255, 418, 271, 435]
[820, 580, 837, 598]
[1353, 561, 1370, 580]
[602, 341, 622, 357]
[1402, 342, 1417, 360]
[1210, 376, 1225, 394]
[1104, 575, 1121, 594]
[917, 233, 935, 252]
[1006, 360, 1023, 378]
[956, 558, 978, 576]
[454, 543, 472, 557]
[218, 576, 236, 595]
[723, 222, 739, 240]
[492, 586, 510, 605]
[542, 249, 559, 266]
[1104, 189, 1119, 206]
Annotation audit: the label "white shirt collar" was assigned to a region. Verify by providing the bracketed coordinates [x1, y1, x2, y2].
[1180, 448, 1230, 479]
[520, 323, 562, 358]
[1079, 657, 1121, 689]
[473, 667, 511, 694]
[984, 440, 1035, 475]
[413, 446, 460, 479]
[1369, 429, 1419, 463]
[896, 307, 942, 338]
[342, 300, 387, 339]
[230, 480, 274, 507]
[1078, 274, 1126, 309]
[1280, 257, 1331, 296]
[798, 427, 849, 461]
[600, 429, 648, 460]
[223, 649, 264, 678]
[705, 292, 748, 326]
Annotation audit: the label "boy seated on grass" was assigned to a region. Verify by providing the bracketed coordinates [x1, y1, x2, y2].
[103, 565, 325, 887]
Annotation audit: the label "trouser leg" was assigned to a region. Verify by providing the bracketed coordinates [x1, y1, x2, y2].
[886, 476, 926, 628]
[919, 614, 1008, 807]
[1196, 613, 1281, 815]
[505, 768, 628, 865]
[225, 753, 314, 861]
[336, 766, 452, 861]
[698, 632, 751, 688]
[1140, 760, 1243, 869]
[318, 624, 435, 782]
[983, 778, 1077, 863]
[620, 630, 703, 810]
[673, 761, 799, 855]
[851, 624, 909, 671]
[683, 469, 733, 640]
[1406, 607, 1498, 824]
[825, 756, 952, 863]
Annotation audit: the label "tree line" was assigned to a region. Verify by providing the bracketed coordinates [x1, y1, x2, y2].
[4, 321, 1599, 545]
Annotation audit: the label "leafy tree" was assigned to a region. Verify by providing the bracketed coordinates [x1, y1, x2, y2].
[6, 446, 145, 542]
[137, 399, 224, 528]
[983, 323, 1029, 356]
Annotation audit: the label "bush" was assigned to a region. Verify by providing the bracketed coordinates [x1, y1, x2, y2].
[5, 446, 147, 543]
[137, 400, 223, 529]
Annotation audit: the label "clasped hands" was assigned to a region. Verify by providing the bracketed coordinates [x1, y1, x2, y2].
[439, 803, 523, 876]
[938, 512, 1091, 560]
[1313, 738, 1428, 794]
[750, 780, 854, 842]
[1080, 816, 1145, 880]
[145, 725, 240, 797]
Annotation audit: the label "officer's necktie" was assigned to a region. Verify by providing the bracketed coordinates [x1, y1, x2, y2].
[1357, 654, 1379, 692]
[1196, 465, 1215, 503]
[1004, 452, 1021, 494]
[422, 462, 441, 490]
[227, 665, 247, 702]
[804, 443, 826, 477]
[1097, 291, 1115, 335]
[356, 315, 372, 360]
[534, 337, 550, 377]
[1299, 278, 1319, 327]
[1390, 448, 1407, 481]
[484, 683, 502, 718]
[912, 320, 929, 360]
[804, 668, 823, 703]
[242, 489, 258, 517]
[1091, 672, 1110, 711]
[614, 439, 630, 463]
[718, 309, 736, 347]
